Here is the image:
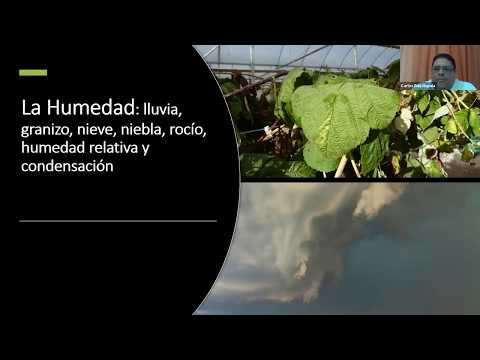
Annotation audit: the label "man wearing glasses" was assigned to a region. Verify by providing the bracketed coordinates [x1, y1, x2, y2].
[429, 53, 477, 90]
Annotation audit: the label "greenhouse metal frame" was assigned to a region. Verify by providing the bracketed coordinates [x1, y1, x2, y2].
[194, 45, 400, 81]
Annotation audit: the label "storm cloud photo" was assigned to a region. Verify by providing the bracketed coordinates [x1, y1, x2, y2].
[196, 183, 480, 315]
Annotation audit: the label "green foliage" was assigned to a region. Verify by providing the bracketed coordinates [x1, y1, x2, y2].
[274, 68, 316, 127]
[360, 130, 390, 175]
[415, 114, 434, 130]
[446, 119, 458, 134]
[455, 109, 470, 133]
[218, 74, 279, 148]
[425, 97, 441, 116]
[417, 93, 430, 114]
[391, 152, 402, 175]
[240, 153, 317, 178]
[303, 142, 340, 172]
[432, 104, 450, 120]
[465, 137, 480, 154]
[290, 81, 399, 171]
[349, 67, 379, 79]
[423, 160, 446, 178]
[468, 109, 480, 137]
[404, 89, 480, 177]
[378, 59, 400, 89]
[419, 126, 440, 145]
[218, 77, 254, 128]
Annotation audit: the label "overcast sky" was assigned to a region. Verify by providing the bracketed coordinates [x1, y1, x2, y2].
[196, 183, 480, 315]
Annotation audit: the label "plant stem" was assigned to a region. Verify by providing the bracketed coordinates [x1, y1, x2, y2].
[351, 160, 361, 177]
[471, 94, 479, 107]
[450, 90, 469, 110]
[334, 155, 348, 178]
[448, 104, 471, 141]
[348, 153, 361, 178]
[442, 91, 472, 141]
[272, 75, 277, 104]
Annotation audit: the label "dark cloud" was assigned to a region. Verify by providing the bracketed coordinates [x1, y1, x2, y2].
[198, 183, 480, 314]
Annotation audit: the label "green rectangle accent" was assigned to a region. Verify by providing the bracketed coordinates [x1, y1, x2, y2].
[19, 69, 47, 77]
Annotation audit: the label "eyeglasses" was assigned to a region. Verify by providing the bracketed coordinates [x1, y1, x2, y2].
[432, 66, 454, 72]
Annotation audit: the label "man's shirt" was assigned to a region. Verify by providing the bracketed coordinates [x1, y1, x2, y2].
[450, 79, 477, 90]
[417, 79, 477, 90]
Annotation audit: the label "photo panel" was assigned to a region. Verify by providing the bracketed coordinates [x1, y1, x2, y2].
[196, 183, 480, 315]
[194, 45, 480, 179]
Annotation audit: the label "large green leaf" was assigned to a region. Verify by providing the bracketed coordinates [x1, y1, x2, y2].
[360, 130, 390, 175]
[315, 76, 377, 87]
[292, 85, 370, 159]
[274, 68, 315, 126]
[303, 142, 340, 172]
[343, 83, 400, 129]
[291, 82, 399, 160]
[314, 74, 349, 85]
[240, 153, 317, 178]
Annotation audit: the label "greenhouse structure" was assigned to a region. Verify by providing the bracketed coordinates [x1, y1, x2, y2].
[194, 45, 400, 80]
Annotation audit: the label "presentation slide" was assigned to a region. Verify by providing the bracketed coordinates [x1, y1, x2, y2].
[9, 34, 479, 333]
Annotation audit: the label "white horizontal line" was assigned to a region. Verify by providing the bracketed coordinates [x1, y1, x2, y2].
[19, 220, 218, 223]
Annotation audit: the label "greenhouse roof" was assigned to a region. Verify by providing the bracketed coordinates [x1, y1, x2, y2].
[194, 45, 400, 73]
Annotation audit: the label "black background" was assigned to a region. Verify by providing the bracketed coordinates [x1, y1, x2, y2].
[9, 40, 240, 331]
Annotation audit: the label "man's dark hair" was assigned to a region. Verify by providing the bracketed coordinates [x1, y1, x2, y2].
[432, 53, 456, 70]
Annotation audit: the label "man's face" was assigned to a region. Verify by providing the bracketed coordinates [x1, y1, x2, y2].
[432, 57, 456, 89]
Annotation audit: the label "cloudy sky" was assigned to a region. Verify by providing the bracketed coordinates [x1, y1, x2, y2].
[196, 183, 480, 315]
